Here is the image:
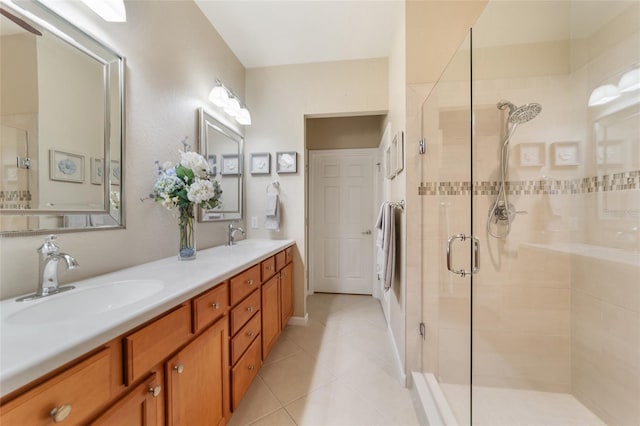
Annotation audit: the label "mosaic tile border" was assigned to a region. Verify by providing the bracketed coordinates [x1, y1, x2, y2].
[418, 170, 640, 196]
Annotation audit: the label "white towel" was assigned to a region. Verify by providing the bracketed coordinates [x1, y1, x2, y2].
[265, 193, 280, 231]
[375, 202, 395, 291]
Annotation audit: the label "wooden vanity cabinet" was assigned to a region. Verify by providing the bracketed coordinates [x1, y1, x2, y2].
[91, 372, 163, 425]
[165, 317, 229, 426]
[280, 262, 294, 328]
[0, 347, 114, 425]
[261, 273, 281, 359]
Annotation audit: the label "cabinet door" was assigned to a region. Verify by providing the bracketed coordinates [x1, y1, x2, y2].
[280, 263, 293, 328]
[166, 318, 230, 426]
[91, 372, 162, 425]
[261, 274, 281, 359]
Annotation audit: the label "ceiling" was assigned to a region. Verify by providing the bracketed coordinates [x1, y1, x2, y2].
[194, 0, 403, 69]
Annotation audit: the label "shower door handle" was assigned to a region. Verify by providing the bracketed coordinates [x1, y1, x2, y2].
[446, 234, 480, 277]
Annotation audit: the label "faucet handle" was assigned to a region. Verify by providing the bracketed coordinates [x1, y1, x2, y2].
[38, 234, 60, 255]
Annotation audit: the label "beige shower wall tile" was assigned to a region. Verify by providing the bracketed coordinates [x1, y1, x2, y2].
[502, 287, 570, 310]
[474, 330, 570, 357]
[474, 351, 571, 386]
[438, 328, 470, 385]
[502, 307, 570, 335]
[572, 257, 640, 312]
[439, 297, 470, 328]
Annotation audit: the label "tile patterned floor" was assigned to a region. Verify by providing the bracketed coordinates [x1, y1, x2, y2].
[228, 293, 419, 426]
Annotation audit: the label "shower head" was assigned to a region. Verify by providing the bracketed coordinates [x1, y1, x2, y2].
[497, 100, 542, 124]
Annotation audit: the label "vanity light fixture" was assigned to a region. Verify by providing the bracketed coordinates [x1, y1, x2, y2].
[208, 80, 251, 125]
[618, 67, 640, 93]
[80, 0, 126, 22]
[588, 84, 620, 107]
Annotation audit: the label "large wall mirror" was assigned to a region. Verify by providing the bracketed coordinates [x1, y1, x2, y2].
[0, 0, 125, 236]
[198, 108, 243, 222]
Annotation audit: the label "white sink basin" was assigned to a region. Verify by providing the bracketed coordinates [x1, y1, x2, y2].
[7, 279, 165, 325]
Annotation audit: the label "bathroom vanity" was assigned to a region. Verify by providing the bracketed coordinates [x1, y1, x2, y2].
[0, 239, 294, 425]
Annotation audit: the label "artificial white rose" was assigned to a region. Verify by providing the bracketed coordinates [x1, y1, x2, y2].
[180, 151, 209, 177]
[187, 178, 216, 204]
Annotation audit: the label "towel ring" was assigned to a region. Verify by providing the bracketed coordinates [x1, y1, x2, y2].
[266, 181, 280, 194]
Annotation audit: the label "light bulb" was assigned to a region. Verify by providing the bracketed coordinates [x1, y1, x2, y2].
[618, 68, 640, 93]
[208, 85, 229, 108]
[236, 108, 252, 125]
[588, 84, 620, 107]
[224, 97, 240, 117]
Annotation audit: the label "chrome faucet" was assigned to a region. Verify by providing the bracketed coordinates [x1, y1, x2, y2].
[227, 223, 245, 246]
[17, 235, 79, 302]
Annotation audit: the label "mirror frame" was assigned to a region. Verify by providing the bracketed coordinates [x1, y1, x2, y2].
[198, 108, 243, 222]
[0, 0, 126, 237]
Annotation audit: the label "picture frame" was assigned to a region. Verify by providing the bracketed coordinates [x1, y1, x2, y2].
[551, 141, 580, 166]
[276, 151, 297, 174]
[207, 154, 217, 177]
[50, 150, 84, 183]
[221, 154, 241, 175]
[110, 160, 121, 185]
[517, 142, 546, 167]
[90, 158, 104, 185]
[385, 145, 395, 180]
[250, 152, 271, 175]
[394, 131, 404, 175]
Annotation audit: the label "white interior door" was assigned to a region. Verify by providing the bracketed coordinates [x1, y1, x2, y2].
[310, 149, 375, 294]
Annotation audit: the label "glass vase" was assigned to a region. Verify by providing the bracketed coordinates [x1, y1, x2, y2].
[178, 204, 196, 261]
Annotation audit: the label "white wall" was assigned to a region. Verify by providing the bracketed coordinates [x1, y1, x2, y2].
[0, 0, 246, 299]
[382, 1, 407, 381]
[244, 58, 388, 318]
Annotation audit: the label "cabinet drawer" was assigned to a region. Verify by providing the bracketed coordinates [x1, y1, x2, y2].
[275, 250, 286, 271]
[231, 337, 262, 410]
[285, 246, 293, 265]
[261, 256, 276, 282]
[230, 265, 260, 305]
[230, 290, 260, 336]
[124, 304, 192, 385]
[1, 348, 112, 425]
[231, 313, 261, 365]
[192, 282, 228, 333]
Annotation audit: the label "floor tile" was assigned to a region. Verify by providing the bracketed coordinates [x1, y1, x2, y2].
[248, 408, 296, 426]
[228, 376, 281, 426]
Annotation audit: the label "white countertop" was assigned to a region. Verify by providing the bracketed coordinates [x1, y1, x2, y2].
[0, 238, 294, 397]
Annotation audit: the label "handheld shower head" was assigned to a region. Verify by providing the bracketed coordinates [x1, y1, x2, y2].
[496, 100, 542, 124]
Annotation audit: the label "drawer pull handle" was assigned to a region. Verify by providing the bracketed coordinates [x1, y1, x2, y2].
[173, 364, 185, 374]
[267, 265, 273, 270]
[50, 404, 72, 423]
[248, 364, 255, 371]
[247, 306, 254, 313]
[149, 385, 162, 398]
[212, 302, 220, 309]
[247, 331, 254, 337]
[247, 279, 254, 286]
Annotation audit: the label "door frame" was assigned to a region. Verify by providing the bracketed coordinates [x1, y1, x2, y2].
[307, 148, 378, 295]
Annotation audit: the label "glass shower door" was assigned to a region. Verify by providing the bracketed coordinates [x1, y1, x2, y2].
[418, 32, 473, 425]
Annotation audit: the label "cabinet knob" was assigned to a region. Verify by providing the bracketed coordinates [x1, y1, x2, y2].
[247, 331, 254, 337]
[247, 279, 254, 286]
[50, 404, 72, 423]
[212, 302, 220, 309]
[247, 306, 254, 313]
[149, 385, 162, 398]
[248, 364, 255, 371]
[173, 364, 185, 374]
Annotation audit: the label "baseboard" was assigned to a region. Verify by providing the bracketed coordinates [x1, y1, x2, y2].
[388, 323, 407, 386]
[287, 313, 309, 326]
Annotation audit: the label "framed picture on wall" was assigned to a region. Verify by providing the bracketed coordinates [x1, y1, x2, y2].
[250, 152, 271, 175]
[110, 160, 121, 185]
[385, 145, 395, 180]
[221, 154, 241, 175]
[207, 154, 217, 176]
[394, 131, 404, 175]
[276, 151, 297, 173]
[90, 158, 104, 185]
[50, 150, 84, 183]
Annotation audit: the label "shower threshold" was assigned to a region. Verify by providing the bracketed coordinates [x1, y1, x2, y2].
[412, 372, 607, 426]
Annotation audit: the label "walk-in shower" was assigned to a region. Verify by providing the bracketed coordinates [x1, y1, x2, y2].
[487, 100, 542, 238]
[412, 1, 640, 425]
